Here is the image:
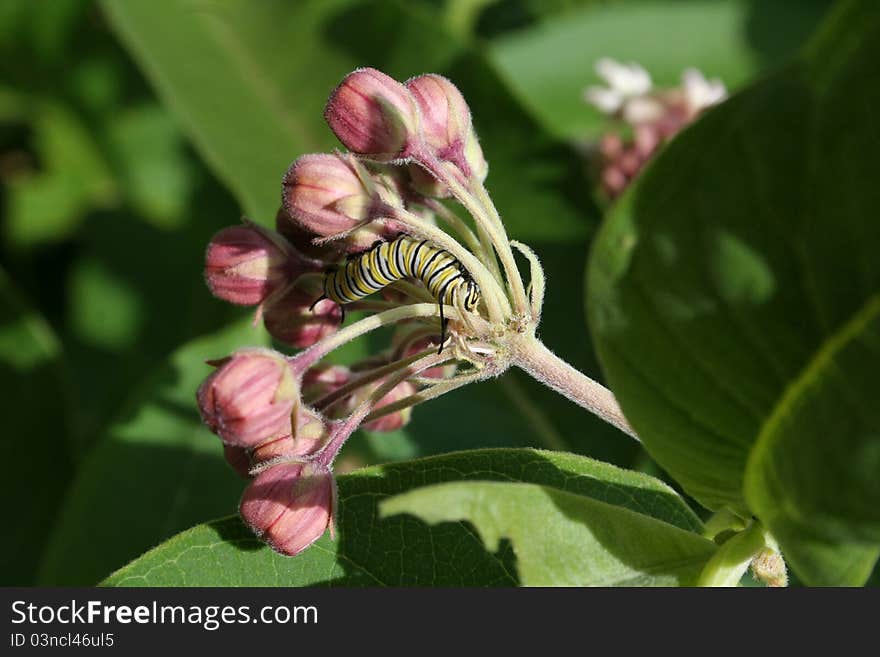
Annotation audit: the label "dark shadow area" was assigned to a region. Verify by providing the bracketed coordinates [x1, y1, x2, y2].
[744, 0, 833, 67]
[38, 438, 247, 586]
[0, 359, 73, 585]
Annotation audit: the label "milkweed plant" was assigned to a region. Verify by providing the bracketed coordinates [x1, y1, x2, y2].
[193, 46, 880, 588]
[198, 67, 640, 559]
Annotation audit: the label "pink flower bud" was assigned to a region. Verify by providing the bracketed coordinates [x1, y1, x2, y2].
[240, 461, 336, 556]
[197, 348, 299, 447]
[204, 224, 301, 306]
[252, 406, 329, 462]
[274, 205, 341, 261]
[406, 74, 487, 181]
[406, 163, 450, 199]
[324, 67, 420, 161]
[282, 152, 401, 253]
[223, 445, 252, 479]
[263, 279, 342, 348]
[301, 363, 351, 404]
[406, 74, 470, 150]
[349, 378, 416, 432]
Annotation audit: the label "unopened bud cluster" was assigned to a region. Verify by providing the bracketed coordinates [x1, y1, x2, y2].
[198, 67, 543, 557]
[584, 58, 727, 199]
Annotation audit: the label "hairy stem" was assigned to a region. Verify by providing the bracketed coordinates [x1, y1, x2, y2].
[363, 367, 488, 423]
[470, 181, 530, 316]
[509, 334, 638, 441]
[314, 347, 437, 412]
[385, 207, 510, 322]
[295, 303, 471, 372]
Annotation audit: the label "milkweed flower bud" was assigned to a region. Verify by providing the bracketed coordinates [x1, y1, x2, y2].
[224, 445, 252, 479]
[197, 348, 298, 447]
[349, 378, 417, 432]
[324, 67, 420, 161]
[263, 278, 343, 349]
[204, 224, 309, 306]
[406, 74, 487, 181]
[282, 152, 402, 252]
[301, 363, 351, 404]
[252, 406, 329, 463]
[240, 461, 336, 556]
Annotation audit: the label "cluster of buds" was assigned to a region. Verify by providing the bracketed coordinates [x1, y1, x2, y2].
[197, 67, 570, 557]
[584, 58, 727, 199]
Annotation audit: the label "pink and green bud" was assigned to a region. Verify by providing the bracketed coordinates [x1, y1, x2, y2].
[350, 378, 417, 432]
[406, 74, 487, 181]
[240, 461, 336, 557]
[274, 205, 341, 261]
[282, 152, 401, 252]
[301, 363, 352, 404]
[263, 279, 342, 349]
[204, 224, 306, 306]
[324, 67, 420, 161]
[252, 406, 329, 463]
[197, 348, 299, 448]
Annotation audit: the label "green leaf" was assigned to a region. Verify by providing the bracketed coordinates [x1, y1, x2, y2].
[99, 0, 351, 223]
[586, 1, 880, 583]
[38, 319, 270, 585]
[744, 298, 880, 585]
[103, 448, 702, 586]
[489, 0, 831, 140]
[381, 480, 714, 586]
[0, 269, 72, 584]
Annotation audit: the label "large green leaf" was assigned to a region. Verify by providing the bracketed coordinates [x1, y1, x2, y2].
[103, 448, 702, 586]
[586, 0, 880, 583]
[38, 319, 271, 585]
[381, 480, 714, 586]
[744, 298, 880, 585]
[0, 269, 71, 584]
[489, 0, 831, 140]
[100, 0, 354, 223]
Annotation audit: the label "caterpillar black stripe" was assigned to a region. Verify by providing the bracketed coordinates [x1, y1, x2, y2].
[320, 236, 481, 352]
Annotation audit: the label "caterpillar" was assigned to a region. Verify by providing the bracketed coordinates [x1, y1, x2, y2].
[319, 236, 481, 352]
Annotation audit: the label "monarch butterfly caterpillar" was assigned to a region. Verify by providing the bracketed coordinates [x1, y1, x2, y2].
[319, 235, 481, 353]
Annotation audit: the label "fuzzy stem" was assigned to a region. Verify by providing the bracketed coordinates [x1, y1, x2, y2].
[384, 207, 510, 322]
[316, 352, 452, 466]
[421, 198, 485, 261]
[363, 367, 487, 423]
[314, 347, 438, 412]
[509, 334, 638, 441]
[295, 303, 472, 372]
[471, 180, 530, 316]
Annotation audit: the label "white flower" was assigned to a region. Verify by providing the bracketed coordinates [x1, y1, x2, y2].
[681, 67, 727, 115]
[584, 57, 653, 115]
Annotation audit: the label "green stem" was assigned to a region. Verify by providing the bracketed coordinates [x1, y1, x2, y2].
[696, 522, 767, 587]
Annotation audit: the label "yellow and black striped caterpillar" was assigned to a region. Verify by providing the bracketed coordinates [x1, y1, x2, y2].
[320, 236, 481, 351]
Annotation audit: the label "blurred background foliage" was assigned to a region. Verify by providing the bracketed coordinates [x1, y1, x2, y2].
[0, 0, 836, 585]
